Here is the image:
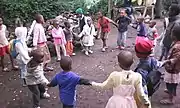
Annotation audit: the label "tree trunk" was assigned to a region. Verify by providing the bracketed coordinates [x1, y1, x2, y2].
[108, 0, 112, 17]
[155, 0, 163, 18]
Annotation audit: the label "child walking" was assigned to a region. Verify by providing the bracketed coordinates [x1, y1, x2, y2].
[115, 9, 131, 50]
[63, 22, 76, 56]
[15, 20, 31, 86]
[92, 50, 150, 108]
[47, 56, 91, 108]
[0, 17, 18, 72]
[33, 14, 53, 71]
[160, 26, 180, 105]
[78, 17, 96, 56]
[25, 50, 50, 108]
[51, 20, 67, 61]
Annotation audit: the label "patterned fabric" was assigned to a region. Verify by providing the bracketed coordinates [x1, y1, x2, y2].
[97, 17, 111, 33]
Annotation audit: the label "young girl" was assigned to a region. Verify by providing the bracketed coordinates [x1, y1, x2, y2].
[51, 20, 67, 61]
[47, 56, 91, 108]
[25, 50, 50, 108]
[0, 17, 18, 72]
[92, 50, 150, 108]
[160, 25, 180, 105]
[63, 21, 76, 56]
[78, 17, 96, 56]
[15, 20, 31, 86]
[130, 17, 147, 44]
[33, 14, 53, 71]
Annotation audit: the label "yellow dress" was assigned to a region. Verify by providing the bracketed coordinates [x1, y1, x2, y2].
[92, 70, 151, 108]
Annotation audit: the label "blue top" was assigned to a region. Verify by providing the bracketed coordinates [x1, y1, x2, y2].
[137, 23, 146, 37]
[50, 71, 80, 105]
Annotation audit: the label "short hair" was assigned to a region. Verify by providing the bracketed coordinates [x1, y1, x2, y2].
[172, 25, 180, 41]
[60, 56, 72, 71]
[117, 50, 133, 68]
[150, 20, 156, 26]
[35, 14, 42, 23]
[64, 21, 70, 27]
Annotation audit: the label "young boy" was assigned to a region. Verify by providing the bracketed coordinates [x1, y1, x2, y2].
[0, 17, 18, 72]
[26, 50, 50, 108]
[47, 56, 91, 108]
[97, 11, 117, 52]
[115, 9, 131, 49]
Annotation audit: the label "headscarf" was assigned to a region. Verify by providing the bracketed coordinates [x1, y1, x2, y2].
[76, 8, 83, 14]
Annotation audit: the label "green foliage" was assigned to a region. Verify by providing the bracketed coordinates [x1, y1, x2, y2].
[89, 0, 108, 15]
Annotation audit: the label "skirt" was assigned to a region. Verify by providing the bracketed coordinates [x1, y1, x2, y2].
[65, 41, 74, 56]
[37, 44, 51, 64]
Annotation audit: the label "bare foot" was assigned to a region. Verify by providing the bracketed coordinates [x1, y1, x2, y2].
[160, 99, 174, 105]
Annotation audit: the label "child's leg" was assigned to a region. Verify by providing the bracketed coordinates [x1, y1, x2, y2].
[19, 63, 27, 86]
[38, 84, 50, 98]
[117, 32, 122, 47]
[60, 44, 67, 56]
[1, 56, 6, 71]
[54, 44, 61, 60]
[121, 31, 127, 48]
[28, 85, 41, 107]
[63, 104, 74, 108]
[8, 54, 18, 70]
[84, 46, 89, 55]
[88, 46, 93, 54]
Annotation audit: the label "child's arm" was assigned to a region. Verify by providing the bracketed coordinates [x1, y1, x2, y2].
[78, 78, 92, 85]
[105, 17, 118, 28]
[47, 75, 58, 87]
[135, 74, 150, 106]
[91, 72, 114, 89]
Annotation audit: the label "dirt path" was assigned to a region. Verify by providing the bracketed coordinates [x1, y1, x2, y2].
[0, 20, 180, 108]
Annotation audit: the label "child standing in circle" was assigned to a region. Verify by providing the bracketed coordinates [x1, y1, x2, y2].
[63, 22, 76, 56]
[52, 20, 67, 61]
[33, 14, 53, 71]
[92, 50, 150, 108]
[115, 9, 131, 50]
[78, 17, 96, 56]
[0, 17, 18, 72]
[160, 25, 180, 105]
[47, 56, 91, 108]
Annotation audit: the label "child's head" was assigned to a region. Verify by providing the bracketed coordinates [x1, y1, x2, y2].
[64, 21, 71, 29]
[53, 20, 59, 28]
[135, 38, 153, 58]
[149, 20, 156, 28]
[0, 17, 3, 25]
[137, 17, 144, 23]
[117, 50, 133, 70]
[35, 14, 44, 24]
[31, 50, 44, 63]
[87, 17, 92, 25]
[60, 56, 72, 72]
[97, 11, 103, 18]
[119, 9, 126, 17]
[172, 25, 180, 41]
[169, 4, 180, 17]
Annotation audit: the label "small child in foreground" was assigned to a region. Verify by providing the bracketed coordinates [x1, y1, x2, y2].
[160, 25, 180, 105]
[92, 50, 150, 108]
[47, 56, 91, 108]
[25, 50, 50, 108]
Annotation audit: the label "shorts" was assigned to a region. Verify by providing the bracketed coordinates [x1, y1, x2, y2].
[100, 32, 109, 40]
[166, 83, 178, 96]
[37, 44, 51, 64]
[0, 45, 10, 56]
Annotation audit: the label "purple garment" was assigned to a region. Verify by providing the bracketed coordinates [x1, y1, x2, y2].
[137, 23, 147, 37]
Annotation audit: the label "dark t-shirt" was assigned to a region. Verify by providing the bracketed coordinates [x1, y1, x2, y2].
[116, 16, 131, 32]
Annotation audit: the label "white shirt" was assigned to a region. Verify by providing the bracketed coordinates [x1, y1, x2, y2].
[27, 20, 36, 40]
[0, 25, 9, 47]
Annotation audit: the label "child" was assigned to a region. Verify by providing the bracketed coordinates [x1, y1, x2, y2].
[78, 17, 96, 56]
[130, 17, 147, 44]
[15, 20, 31, 86]
[63, 21, 76, 56]
[97, 11, 117, 52]
[160, 26, 180, 105]
[51, 20, 67, 61]
[115, 9, 131, 49]
[47, 56, 91, 108]
[147, 21, 159, 55]
[0, 17, 18, 72]
[92, 50, 150, 108]
[25, 50, 50, 108]
[135, 37, 167, 107]
[33, 14, 53, 71]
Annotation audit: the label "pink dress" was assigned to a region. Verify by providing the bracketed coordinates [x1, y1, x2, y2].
[106, 85, 137, 108]
[51, 27, 66, 45]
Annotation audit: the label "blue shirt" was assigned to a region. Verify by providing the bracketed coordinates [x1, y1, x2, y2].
[137, 23, 146, 37]
[50, 71, 80, 105]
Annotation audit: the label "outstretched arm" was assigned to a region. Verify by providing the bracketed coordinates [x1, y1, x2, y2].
[78, 78, 92, 85]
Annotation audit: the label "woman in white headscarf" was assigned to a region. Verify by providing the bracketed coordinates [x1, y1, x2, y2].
[78, 17, 96, 56]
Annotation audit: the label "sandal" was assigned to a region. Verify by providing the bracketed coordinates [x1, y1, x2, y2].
[160, 99, 174, 105]
[2, 68, 10, 72]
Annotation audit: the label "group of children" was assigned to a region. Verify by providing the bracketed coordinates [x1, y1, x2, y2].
[0, 4, 180, 108]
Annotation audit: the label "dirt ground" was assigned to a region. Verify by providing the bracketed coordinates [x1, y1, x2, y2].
[0, 20, 180, 108]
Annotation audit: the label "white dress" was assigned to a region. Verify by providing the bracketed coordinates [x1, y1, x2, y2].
[78, 24, 95, 47]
